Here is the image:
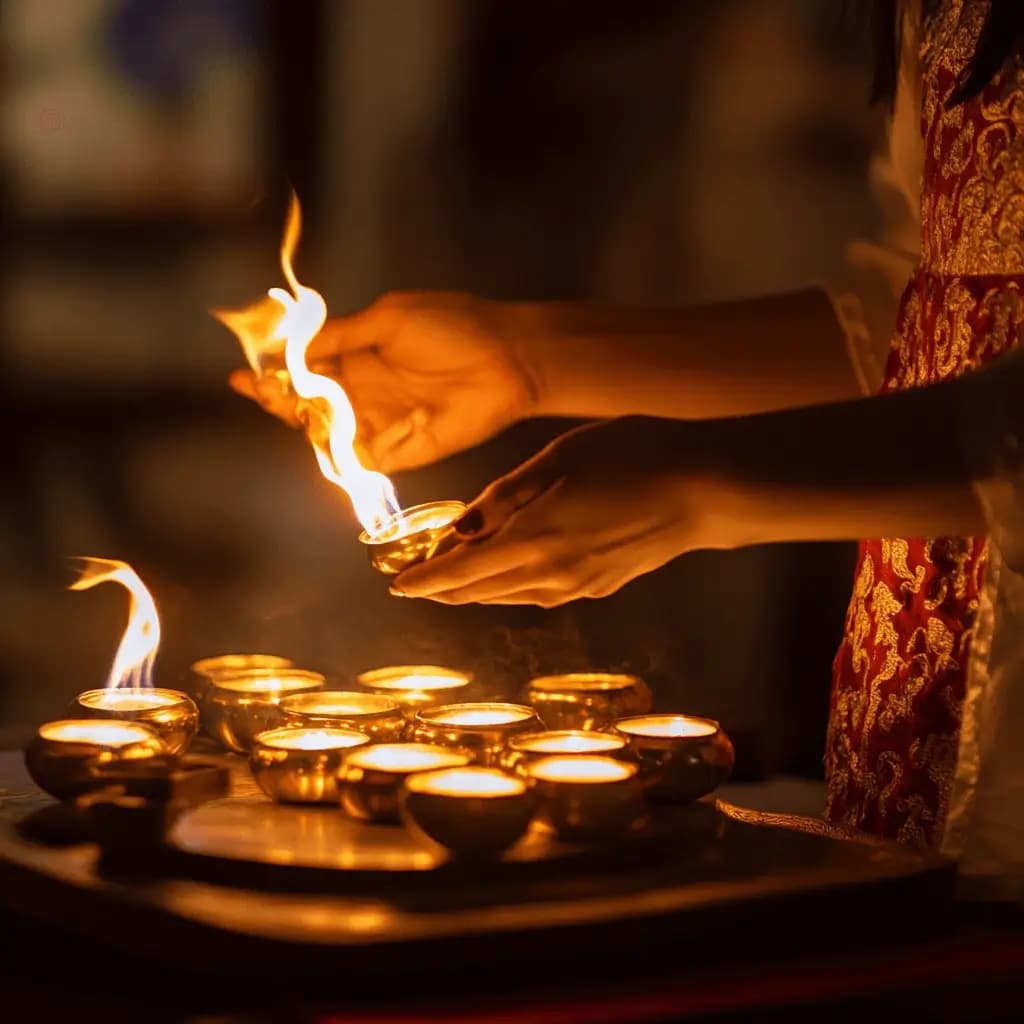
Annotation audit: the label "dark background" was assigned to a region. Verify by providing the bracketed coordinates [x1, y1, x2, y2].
[0, 0, 881, 782]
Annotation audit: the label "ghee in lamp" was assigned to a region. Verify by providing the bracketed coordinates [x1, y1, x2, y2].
[276, 690, 406, 741]
[614, 714, 734, 804]
[528, 754, 644, 841]
[411, 702, 541, 766]
[359, 501, 467, 575]
[502, 728, 629, 775]
[401, 766, 536, 858]
[191, 653, 293, 702]
[356, 665, 472, 716]
[72, 688, 198, 756]
[250, 726, 370, 804]
[202, 668, 325, 753]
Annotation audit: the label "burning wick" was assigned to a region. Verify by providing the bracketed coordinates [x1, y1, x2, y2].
[213, 193, 400, 538]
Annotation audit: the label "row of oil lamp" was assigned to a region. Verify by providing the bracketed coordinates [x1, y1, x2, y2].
[25, 660, 734, 859]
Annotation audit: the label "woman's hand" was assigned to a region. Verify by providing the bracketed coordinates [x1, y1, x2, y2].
[229, 291, 540, 473]
[392, 417, 725, 607]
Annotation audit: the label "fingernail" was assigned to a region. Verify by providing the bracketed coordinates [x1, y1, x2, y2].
[454, 508, 484, 537]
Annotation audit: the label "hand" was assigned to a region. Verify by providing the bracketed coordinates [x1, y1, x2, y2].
[392, 417, 724, 607]
[229, 291, 540, 472]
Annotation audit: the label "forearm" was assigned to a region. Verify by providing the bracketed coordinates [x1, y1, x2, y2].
[516, 288, 861, 421]
[695, 370, 996, 548]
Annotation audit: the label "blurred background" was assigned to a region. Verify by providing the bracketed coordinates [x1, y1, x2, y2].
[0, 0, 881, 785]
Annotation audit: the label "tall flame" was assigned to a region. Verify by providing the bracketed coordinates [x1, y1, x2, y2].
[70, 557, 161, 690]
[214, 194, 399, 536]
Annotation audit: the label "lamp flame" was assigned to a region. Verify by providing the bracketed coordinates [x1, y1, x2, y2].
[213, 193, 400, 537]
[70, 557, 160, 690]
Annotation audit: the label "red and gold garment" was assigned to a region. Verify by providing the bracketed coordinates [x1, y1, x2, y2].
[826, 1, 1024, 848]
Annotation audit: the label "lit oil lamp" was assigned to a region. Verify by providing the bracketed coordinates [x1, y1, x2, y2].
[213, 192, 463, 574]
[276, 690, 406, 741]
[191, 653, 293, 702]
[501, 729, 629, 776]
[338, 743, 471, 823]
[527, 755, 644, 842]
[25, 720, 169, 800]
[401, 767, 536, 858]
[355, 665, 473, 717]
[525, 672, 653, 731]
[411, 702, 542, 766]
[614, 714, 735, 804]
[202, 669, 325, 754]
[64, 557, 198, 755]
[250, 726, 370, 804]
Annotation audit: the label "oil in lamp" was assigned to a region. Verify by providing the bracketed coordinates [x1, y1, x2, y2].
[401, 766, 536, 858]
[191, 653, 293, 702]
[614, 714, 734, 804]
[525, 672, 653, 731]
[65, 558, 198, 755]
[275, 690, 406, 741]
[213, 192, 463, 578]
[250, 726, 370, 804]
[355, 665, 473, 717]
[411, 702, 542, 766]
[527, 754, 644, 842]
[338, 742, 471, 823]
[501, 729, 629, 776]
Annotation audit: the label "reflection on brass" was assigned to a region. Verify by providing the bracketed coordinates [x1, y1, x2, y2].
[201, 670, 325, 754]
[401, 767, 536, 858]
[359, 501, 467, 575]
[524, 673, 653, 731]
[614, 714, 734, 804]
[527, 755, 644, 842]
[411, 703, 542, 767]
[72, 688, 199, 756]
[250, 727, 370, 804]
[338, 743, 471, 823]
[500, 729, 630, 776]
[355, 665, 473, 718]
[277, 690, 406, 741]
[25, 720, 170, 801]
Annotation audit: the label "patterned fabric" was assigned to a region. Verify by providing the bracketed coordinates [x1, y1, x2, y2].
[826, 0, 1024, 848]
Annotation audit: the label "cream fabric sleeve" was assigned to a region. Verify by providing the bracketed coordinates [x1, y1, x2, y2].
[825, 25, 922, 396]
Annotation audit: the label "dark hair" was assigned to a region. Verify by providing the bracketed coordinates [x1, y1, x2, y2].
[872, 0, 1024, 107]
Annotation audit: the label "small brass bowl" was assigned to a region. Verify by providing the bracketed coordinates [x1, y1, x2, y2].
[359, 501, 467, 575]
[191, 653, 293, 702]
[401, 767, 536, 858]
[276, 690, 406, 741]
[356, 665, 473, 718]
[614, 714, 734, 804]
[411, 702, 542, 766]
[527, 755, 644, 842]
[250, 727, 370, 804]
[339, 743, 471, 823]
[501, 729, 630, 776]
[25, 719, 170, 801]
[201, 669, 325, 754]
[524, 672, 653, 731]
[72, 688, 199, 756]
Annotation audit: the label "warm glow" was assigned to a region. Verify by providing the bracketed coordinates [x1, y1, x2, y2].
[39, 720, 155, 746]
[258, 728, 368, 751]
[346, 743, 469, 773]
[359, 666, 470, 693]
[80, 689, 179, 712]
[426, 703, 533, 727]
[287, 691, 398, 716]
[371, 504, 463, 542]
[213, 193, 399, 536]
[531, 673, 638, 692]
[529, 755, 636, 784]
[406, 767, 526, 798]
[515, 731, 625, 755]
[70, 557, 161, 691]
[193, 654, 293, 677]
[212, 670, 324, 696]
[617, 715, 717, 739]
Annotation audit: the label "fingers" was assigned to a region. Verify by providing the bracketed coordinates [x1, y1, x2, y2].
[392, 537, 539, 597]
[228, 370, 303, 427]
[307, 302, 393, 363]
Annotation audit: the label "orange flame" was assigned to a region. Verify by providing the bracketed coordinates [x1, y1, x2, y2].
[213, 194, 399, 536]
[70, 557, 161, 690]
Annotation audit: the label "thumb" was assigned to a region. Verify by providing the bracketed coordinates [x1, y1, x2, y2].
[307, 303, 391, 363]
[453, 451, 561, 541]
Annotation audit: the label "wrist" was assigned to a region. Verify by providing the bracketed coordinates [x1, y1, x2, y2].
[501, 301, 563, 418]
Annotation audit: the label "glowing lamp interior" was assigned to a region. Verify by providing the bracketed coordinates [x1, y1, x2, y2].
[406, 767, 526, 798]
[80, 689, 179, 712]
[427, 704, 533, 727]
[347, 744, 468, 773]
[39, 721, 155, 746]
[529, 755, 636, 784]
[193, 654, 293, 676]
[212, 671, 324, 696]
[369, 503, 463, 542]
[259, 728, 367, 751]
[288, 692, 398, 716]
[516, 731, 625, 755]
[618, 715, 717, 739]
[531, 673, 637, 692]
[361, 667, 469, 693]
